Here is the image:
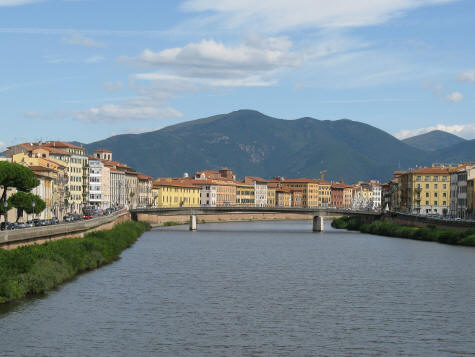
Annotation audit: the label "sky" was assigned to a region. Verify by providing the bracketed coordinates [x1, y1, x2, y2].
[1, 0, 474, 151]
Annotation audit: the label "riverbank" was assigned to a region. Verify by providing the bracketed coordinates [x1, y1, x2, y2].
[332, 216, 475, 246]
[0, 221, 149, 304]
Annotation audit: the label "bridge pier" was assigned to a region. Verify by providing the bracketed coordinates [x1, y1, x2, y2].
[313, 216, 324, 232]
[189, 215, 197, 231]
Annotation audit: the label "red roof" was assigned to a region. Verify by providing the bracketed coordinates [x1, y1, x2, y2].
[43, 141, 84, 151]
[37, 146, 71, 156]
[94, 149, 112, 153]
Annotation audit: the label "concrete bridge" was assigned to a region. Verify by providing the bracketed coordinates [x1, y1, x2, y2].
[130, 207, 381, 232]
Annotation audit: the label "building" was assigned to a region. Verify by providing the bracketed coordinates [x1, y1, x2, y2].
[280, 178, 326, 208]
[399, 166, 453, 216]
[110, 168, 126, 207]
[42, 141, 88, 213]
[137, 174, 153, 207]
[236, 182, 255, 206]
[244, 176, 268, 207]
[88, 157, 110, 209]
[331, 181, 353, 209]
[467, 166, 475, 219]
[125, 171, 139, 209]
[152, 179, 200, 207]
[199, 182, 218, 207]
[370, 180, 382, 209]
[266, 182, 277, 207]
[29, 166, 55, 219]
[276, 187, 292, 207]
[450, 165, 475, 219]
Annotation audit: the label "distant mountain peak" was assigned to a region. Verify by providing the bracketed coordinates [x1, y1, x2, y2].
[402, 130, 466, 152]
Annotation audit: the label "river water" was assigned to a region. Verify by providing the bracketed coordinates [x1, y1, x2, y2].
[1, 220, 475, 356]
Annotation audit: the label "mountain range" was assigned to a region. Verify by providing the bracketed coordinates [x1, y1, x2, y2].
[77, 110, 475, 183]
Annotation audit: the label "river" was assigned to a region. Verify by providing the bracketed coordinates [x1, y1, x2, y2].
[1, 220, 475, 356]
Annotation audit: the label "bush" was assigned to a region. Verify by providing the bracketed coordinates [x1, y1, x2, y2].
[331, 216, 475, 247]
[0, 221, 149, 303]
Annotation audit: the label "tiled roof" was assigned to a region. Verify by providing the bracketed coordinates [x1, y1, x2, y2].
[94, 149, 112, 153]
[153, 178, 200, 189]
[43, 141, 84, 150]
[37, 146, 71, 155]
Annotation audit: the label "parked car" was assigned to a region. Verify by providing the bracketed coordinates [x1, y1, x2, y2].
[25, 221, 35, 228]
[17, 222, 27, 229]
[51, 217, 59, 224]
[83, 214, 93, 220]
[0, 222, 7, 231]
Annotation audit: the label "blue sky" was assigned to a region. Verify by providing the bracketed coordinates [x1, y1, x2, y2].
[1, 0, 474, 150]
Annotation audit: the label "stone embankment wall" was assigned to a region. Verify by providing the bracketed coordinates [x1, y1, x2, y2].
[381, 213, 475, 231]
[137, 212, 341, 227]
[0, 211, 130, 249]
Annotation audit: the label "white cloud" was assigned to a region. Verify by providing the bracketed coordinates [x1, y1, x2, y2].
[446, 91, 463, 103]
[0, 0, 39, 6]
[62, 33, 103, 47]
[103, 81, 124, 93]
[126, 35, 299, 87]
[422, 79, 463, 103]
[395, 124, 475, 140]
[456, 70, 475, 84]
[181, 0, 458, 32]
[73, 100, 183, 123]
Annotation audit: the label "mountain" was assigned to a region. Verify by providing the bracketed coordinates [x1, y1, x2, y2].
[82, 110, 429, 183]
[402, 130, 466, 152]
[431, 140, 475, 163]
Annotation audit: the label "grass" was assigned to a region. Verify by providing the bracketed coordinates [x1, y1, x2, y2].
[0, 221, 149, 303]
[332, 216, 475, 247]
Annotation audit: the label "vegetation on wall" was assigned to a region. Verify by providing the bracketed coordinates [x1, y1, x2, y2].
[0, 221, 149, 303]
[332, 216, 475, 246]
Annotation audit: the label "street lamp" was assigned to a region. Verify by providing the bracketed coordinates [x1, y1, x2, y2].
[32, 201, 36, 221]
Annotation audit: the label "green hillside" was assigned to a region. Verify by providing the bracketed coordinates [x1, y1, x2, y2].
[83, 110, 430, 183]
[402, 130, 466, 151]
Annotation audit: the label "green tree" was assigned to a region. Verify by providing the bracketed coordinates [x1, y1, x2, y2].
[8, 192, 46, 221]
[0, 161, 40, 221]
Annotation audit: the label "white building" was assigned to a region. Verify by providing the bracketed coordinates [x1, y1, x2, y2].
[88, 158, 110, 209]
[370, 180, 382, 209]
[199, 183, 217, 207]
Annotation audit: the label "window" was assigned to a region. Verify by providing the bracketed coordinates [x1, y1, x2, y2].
[426, 192, 429, 198]
[425, 176, 430, 181]
[426, 201, 429, 205]
[426, 184, 429, 189]
[434, 201, 438, 206]
[434, 176, 438, 181]
[434, 192, 438, 197]
[443, 184, 447, 189]
[417, 176, 421, 181]
[434, 184, 438, 189]
[443, 201, 446, 206]
[443, 192, 446, 198]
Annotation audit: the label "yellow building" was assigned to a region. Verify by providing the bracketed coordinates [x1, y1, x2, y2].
[153, 179, 200, 207]
[42, 142, 88, 213]
[236, 182, 255, 206]
[12, 152, 69, 218]
[267, 183, 277, 207]
[400, 167, 453, 215]
[276, 187, 292, 207]
[281, 178, 330, 208]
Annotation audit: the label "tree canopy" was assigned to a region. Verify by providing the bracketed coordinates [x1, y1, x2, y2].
[8, 192, 46, 216]
[0, 161, 39, 199]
